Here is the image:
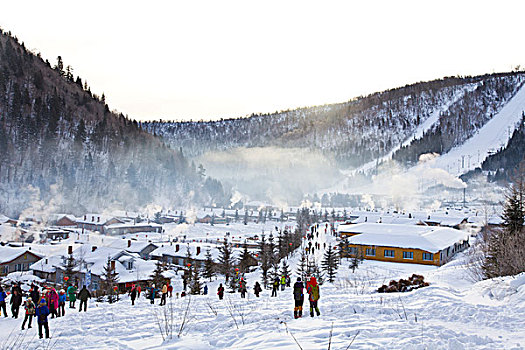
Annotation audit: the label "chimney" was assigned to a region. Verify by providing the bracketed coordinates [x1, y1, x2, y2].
[97, 216, 100, 223]
[84, 215, 86, 220]
[128, 240, 131, 248]
[92, 216, 94, 222]
[110, 260, 115, 271]
[175, 244, 179, 252]
[68, 246, 73, 255]
[92, 246, 97, 252]
[45, 258, 48, 264]
[196, 246, 201, 256]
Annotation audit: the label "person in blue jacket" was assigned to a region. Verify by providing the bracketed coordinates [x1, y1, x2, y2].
[148, 284, 157, 304]
[35, 299, 50, 339]
[0, 286, 8, 317]
[58, 289, 66, 317]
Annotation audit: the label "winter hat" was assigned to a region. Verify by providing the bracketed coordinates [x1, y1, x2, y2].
[27, 297, 32, 301]
[59, 289, 65, 293]
[40, 299, 46, 305]
[297, 277, 301, 282]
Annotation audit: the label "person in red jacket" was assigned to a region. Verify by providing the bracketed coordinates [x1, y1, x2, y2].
[306, 276, 321, 317]
[47, 288, 59, 319]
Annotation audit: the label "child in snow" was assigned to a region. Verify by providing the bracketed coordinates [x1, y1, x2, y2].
[306, 276, 321, 317]
[35, 299, 50, 339]
[21, 297, 35, 329]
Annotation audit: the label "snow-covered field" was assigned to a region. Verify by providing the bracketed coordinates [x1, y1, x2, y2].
[1, 225, 524, 349]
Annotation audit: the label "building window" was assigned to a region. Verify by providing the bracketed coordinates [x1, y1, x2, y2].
[365, 248, 376, 256]
[384, 250, 395, 258]
[422, 253, 434, 261]
[349, 247, 358, 255]
[3, 265, 9, 274]
[127, 261, 133, 270]
[15, 263, 23, 271]
[403, 251, 414, 259]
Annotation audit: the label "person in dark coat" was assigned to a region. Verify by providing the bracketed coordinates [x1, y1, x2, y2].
[203, 285, 208, 295]
[0, 286, 7, 317]
[29, 285, 40, 307]
[35, 299, 50, 339]
[21, 297, 35, 329]
[130, 285, 137, 306]
[77, 286, 91, 312]
[10, 289, 23, 318]
[271, 278, 279, 297]
[293, 277, 304, 319]
[253, 282, 262, 297]
[217, 284, 224, 300]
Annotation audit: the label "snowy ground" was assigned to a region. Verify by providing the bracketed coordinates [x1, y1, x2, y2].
[1, 226, 524, 349]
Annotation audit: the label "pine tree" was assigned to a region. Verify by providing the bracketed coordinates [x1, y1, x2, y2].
[296, 250, 307, 282]
[102, 259, 119, 303]
[280, 259, 290, 281]
[238, 242, 253, 273]
[150, 260, 165, 288]
[202, 249, 216, 281]
[483, 174, 525, 278]
[189, 263, 202, 295]
[63, 253, 76, 283]
[217, 237, 234, 280]
[259, 233, 271, 287]
[339, 235, 350, 261]
[321, 244, 339, 283]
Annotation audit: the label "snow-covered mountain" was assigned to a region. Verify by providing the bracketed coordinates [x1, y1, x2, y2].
[144, 72, 525, 205]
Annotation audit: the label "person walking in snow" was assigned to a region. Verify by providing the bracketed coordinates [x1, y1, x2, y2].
[78, 286, 91, 312]
[130, 285, 137, 306]
[306, 276, 321, 317]
[271, 278, 279, 297]
[280, 275, 286, 291]
[167, 283, 173, 298]
[203, 285, 208, 295]
[21, 297, 35, 329]
[10, 288, 22, 318]
[160, 284, 168, 306]
[217, 284, 225, 300]
[47, 288, 59, 319]
[0, 286, 7, 317]
[35, 299, 50, 339]
[148, 285, 157, 304]
[239, 279, 247, 298]
[30, 285, 40, 308]
[58, 290, 66, 317]
[67, 284, 77, 308]
[253, 282, 262, 297]
[293, 277, 304, 319]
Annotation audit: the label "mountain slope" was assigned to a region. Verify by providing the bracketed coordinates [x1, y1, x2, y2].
[0, 30, 227, 217]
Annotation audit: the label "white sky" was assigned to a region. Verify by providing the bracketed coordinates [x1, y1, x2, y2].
[1, 0, 524, 121]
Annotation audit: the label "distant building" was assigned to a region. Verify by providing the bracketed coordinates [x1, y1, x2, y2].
[76, 214, 124, 234]
[338, 223, 470, 266]
[0, 247, 42, 276]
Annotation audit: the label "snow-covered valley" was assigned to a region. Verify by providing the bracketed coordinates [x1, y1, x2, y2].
[1, 221, 524, 350]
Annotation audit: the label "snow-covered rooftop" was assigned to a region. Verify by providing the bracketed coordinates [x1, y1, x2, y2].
[0, 246, 42, 264]
[341, 223, 469, 253]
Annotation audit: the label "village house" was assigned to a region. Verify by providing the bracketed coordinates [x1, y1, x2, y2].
[104, 222, 162, 236]
[76, 214, 124, 234]
[0, 246, 42, 276]
[338, 223, 470, 266]
[108, 239, 158, 259]
[30, 244, 157, 292]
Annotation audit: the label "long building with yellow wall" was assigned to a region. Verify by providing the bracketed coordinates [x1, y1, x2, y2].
[338, 223, 470, 266]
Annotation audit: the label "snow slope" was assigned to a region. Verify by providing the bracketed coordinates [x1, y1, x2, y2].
[415, 83, 525, 177]
[349, 83, 480, 176]
[0, 226, 524, 349]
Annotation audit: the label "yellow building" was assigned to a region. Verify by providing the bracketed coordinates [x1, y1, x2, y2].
[338, 223, 470, 266]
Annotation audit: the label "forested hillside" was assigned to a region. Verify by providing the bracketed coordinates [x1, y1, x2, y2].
[0, 30, 228, 217]
[144, 73, 525, 169]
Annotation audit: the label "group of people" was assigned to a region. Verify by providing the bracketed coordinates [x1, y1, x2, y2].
[215, 275, 321, 319]
[0, 283, 92, 339]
